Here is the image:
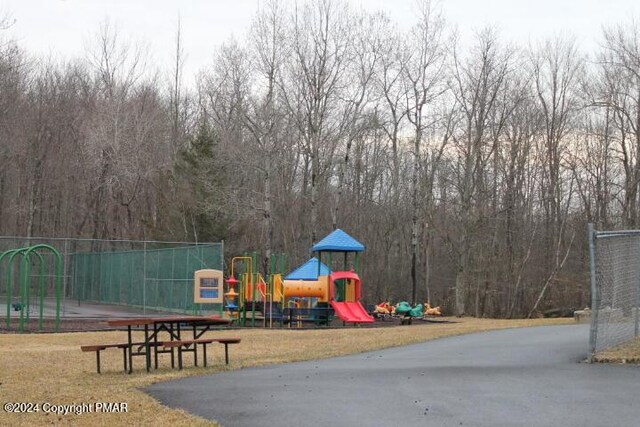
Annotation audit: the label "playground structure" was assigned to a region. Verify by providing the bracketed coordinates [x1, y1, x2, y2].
[221, 266, 299, 328]
[223, 229, 374, 327]
[224, 254, 287, 327]
[1, 244, 63, 332]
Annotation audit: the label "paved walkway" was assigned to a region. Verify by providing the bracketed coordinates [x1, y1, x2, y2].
[147, 325, 640, 427]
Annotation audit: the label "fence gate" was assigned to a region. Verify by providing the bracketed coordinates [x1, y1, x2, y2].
[588, 224, 640, 361]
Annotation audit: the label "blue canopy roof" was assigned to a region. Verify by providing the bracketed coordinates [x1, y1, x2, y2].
[312, 229, 365, 252]
[285, 257, 332, 280]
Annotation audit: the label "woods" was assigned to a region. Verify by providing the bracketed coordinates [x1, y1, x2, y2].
[1, 1, 639, 317]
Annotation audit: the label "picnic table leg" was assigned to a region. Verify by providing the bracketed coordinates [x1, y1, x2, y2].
[153, 323, 159, 369]
[144, 323, 150, 372]
[177, 323, 182, 369]
[122, 347, 128, 372]
[192, 324, 198, 366]
[127, 326, 133, 374]
[194, 342, 198, 367]
[202, 343, 208, 367]
[169, 324, 175, 369]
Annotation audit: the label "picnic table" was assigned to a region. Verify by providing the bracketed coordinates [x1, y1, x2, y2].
[105, 315, 232, 373]
[148, 316, 233, 370]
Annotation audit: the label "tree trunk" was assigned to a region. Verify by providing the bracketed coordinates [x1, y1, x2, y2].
[411, 129, 421, 305]
[263, 161, 273, 275]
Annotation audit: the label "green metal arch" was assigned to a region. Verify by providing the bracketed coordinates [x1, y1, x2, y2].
[2, 248, 46, 331]
[1, 249, 21, 328]
[20, 250, 48, 330]
[22, 245, 63, 332]
[2, 245, 63, 332]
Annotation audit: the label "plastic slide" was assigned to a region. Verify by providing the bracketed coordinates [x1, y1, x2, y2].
[330, 301, 374, 323]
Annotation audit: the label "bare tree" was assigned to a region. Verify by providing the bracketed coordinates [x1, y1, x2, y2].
[449, 28, 515, 316]
[243, 0, 288, 272]
[286, 0, 351, 244]
[528, 36, 582, 312]
[598, 21, 640, 227]
[330, 11, 385, 230]
[403, 0, 447, 305]
[85, 20, 167, 240]
[170, 15, 187, 152]
[531, 35, 582, 250]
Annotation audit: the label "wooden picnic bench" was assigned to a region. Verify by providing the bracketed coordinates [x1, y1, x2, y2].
[80, 341, 164, 374]
[81, 315, 234, 373]
[162, 337, 241, 369]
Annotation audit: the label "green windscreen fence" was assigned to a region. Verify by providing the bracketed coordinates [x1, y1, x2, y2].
[72, 243, 223, 313]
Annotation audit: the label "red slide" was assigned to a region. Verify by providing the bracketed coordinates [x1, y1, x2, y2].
[330, 301, 374, 323]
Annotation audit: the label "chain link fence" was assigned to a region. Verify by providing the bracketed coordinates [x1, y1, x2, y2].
[588, 224, 640, 361]
[0, 236, 223, 323]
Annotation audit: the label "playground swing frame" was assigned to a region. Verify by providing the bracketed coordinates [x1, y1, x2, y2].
[3, 249, 46, 329]
[2, 244, 63, 332]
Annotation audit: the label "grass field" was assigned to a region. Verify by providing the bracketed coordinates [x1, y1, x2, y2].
[0, 317, 573, 426]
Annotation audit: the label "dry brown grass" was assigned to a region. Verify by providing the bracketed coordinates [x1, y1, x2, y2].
[0, 317, 571, 426]
[593, 337, 640, 363]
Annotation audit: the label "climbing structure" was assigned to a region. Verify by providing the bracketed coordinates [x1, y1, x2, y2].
[312, 229, 373, 324]
[225, 230, 373, 326]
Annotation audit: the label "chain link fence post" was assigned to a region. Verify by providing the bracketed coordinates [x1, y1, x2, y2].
[636, 240, 640, 337]
[588, 223, 598, 362]
[143, 241, 147, 314]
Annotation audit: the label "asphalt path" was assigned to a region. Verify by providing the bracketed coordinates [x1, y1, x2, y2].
[147, 325, 640, 426]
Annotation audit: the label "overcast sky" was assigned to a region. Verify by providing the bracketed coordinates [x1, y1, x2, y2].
[2, 0, 639, 85]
